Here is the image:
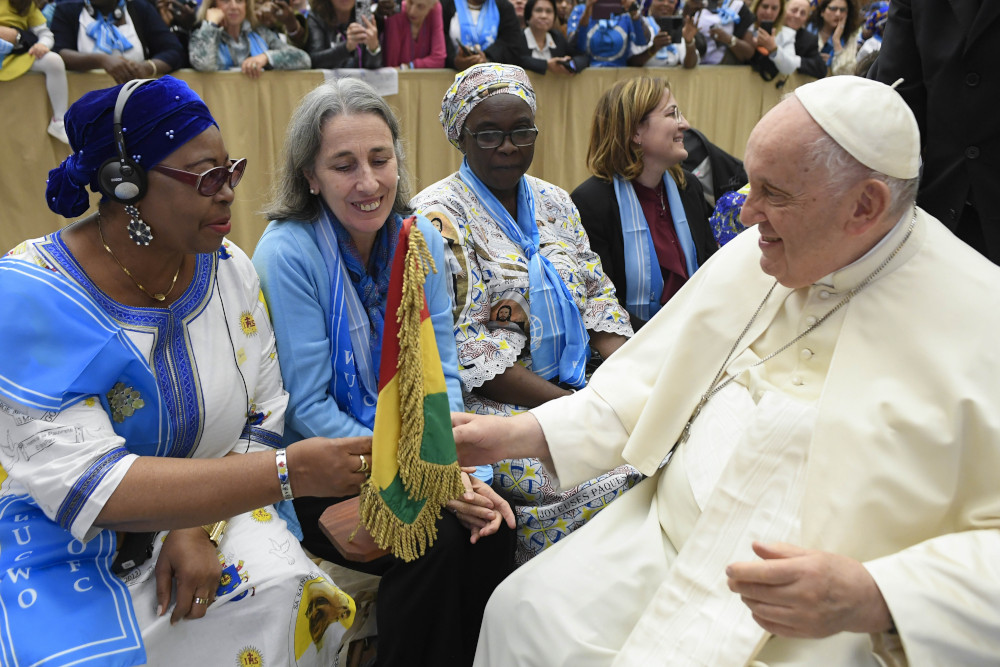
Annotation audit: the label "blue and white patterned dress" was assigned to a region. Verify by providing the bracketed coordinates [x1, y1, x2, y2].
[0, 233, 352, 667]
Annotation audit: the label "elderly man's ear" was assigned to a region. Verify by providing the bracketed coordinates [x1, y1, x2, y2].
[845, 178, 892, 237]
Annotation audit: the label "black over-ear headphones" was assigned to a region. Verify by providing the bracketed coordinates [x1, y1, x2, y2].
[97, 78, 153, 204]
[84, 0, 126, 21]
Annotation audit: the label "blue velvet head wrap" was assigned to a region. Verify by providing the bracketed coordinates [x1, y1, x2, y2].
[45, 76, 218, 218]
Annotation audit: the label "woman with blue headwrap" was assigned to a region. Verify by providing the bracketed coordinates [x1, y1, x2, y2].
[51, 0, 185, 82]
[413, 64, 638, 565]
[0, 76, 368, 666]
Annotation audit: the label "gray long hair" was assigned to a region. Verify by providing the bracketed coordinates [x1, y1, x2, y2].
[262, 78, 412, 222]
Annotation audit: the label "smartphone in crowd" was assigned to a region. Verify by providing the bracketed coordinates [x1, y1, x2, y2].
[562, 58, 577, 72]
[355, 0, 373, 22]
[758, 20, 774, 34]
[655, 15, 685, 43]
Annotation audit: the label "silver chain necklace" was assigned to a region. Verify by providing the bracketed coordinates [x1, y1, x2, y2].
[676, 208, 917, 445]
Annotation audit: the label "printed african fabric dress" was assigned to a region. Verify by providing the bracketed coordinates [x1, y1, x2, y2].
[413, 173, 643, 564]
[0, 233, 353, 667]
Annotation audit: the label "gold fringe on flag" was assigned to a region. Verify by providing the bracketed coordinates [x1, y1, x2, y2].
[358, 225, 465, 562]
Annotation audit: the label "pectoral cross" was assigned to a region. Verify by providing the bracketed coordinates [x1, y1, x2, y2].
[678, 394, 709, 445]
[660, 393, 709, 470]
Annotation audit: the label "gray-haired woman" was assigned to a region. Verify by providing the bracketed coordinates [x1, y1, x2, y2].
[252, 78, 516, 667]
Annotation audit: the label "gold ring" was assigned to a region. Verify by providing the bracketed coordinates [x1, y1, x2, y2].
[355, 454, 369, 474]
[193, 597, 210, 605]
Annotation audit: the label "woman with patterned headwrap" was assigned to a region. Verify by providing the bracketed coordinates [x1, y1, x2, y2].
[413, 63, 639, 566]
[0, 76, 366, 666]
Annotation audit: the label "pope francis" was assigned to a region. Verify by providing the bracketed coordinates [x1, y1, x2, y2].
[452, 75, 1000, 666]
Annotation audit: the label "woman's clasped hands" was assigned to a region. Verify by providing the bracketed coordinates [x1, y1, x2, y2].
[446, 467, 515, 544]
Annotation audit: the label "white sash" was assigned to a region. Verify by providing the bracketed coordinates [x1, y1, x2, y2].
[615, 386, 816, 666]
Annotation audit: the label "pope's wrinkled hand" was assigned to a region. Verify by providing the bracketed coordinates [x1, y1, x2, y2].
[726, 541, 894, 638]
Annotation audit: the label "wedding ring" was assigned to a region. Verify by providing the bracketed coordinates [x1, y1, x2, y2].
[193, 597, 210, 605]
[355, 454, 369, 474]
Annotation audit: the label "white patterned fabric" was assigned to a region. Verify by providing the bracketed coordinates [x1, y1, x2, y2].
[413, 172, 636, 562]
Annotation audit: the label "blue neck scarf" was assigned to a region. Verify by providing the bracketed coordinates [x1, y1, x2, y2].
[458, 160, 590, 387]
[614, 173, 699, 322]
[217, 23, 268, 68]
[314, 203, 400, 429]
[85, 0, 134, 54]
[714, 0, 740, 25]
[454, 0, 499, 51]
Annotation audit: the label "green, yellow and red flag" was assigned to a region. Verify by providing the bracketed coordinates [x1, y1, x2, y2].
[358, 217, 465, 562]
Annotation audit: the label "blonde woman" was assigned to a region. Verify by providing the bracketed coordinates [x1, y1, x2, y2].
[571, 76, 717, 330]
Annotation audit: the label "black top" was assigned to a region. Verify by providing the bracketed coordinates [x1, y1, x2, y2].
[306, 10, 383, 69]
[870, 0, 1000, 263]
[522, 26, 590, 74]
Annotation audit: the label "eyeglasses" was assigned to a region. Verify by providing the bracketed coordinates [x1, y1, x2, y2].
[463, 126, 539, 149]
[152, 158, 247, 196]
[666, 106, 684, 122]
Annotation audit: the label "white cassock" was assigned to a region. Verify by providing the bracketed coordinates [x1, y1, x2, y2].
[474, 208, 1000, 667]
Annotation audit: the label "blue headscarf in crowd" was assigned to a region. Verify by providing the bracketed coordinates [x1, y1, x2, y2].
[45, 76, 217, 218]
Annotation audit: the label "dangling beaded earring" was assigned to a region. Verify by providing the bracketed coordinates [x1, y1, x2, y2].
[125, 204, 153, 246]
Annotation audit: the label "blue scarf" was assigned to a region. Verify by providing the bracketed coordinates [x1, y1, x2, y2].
[0, 498, 145, 666]
[714, 0, 741, 26]
[314, 203, 400, 429]
[614, 173, 698, 322]
[454, 0, 499, 51]
[85, 0, 134, 54]
[458, 160, 589, 387]
[217, 23, 268, 68]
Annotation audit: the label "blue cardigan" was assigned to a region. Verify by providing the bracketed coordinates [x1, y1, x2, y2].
[252, 215, 490, 481]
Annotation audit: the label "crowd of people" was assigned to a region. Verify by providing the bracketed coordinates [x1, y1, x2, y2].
[5, 0, 893, 143]
[2, 0, 999, 664]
